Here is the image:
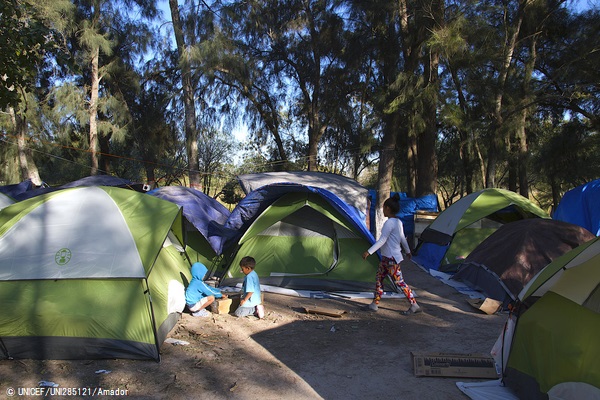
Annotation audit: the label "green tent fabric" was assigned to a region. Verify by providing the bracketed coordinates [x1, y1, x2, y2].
[501, 237, 600, 399]
[427, 188, 548, 237]
[414, 188, 549, 271]
[185, 228, 220, 267]
[0, 186, 192, 361]
[220, 192, 379, 291]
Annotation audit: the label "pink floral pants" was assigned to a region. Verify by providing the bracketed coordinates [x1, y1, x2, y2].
[374, 256, 416, 305]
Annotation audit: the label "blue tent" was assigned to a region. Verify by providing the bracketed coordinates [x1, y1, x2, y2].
[553, 179, 600, 236]
[147, 186, 230, 256]
[0, 179, 34, 199]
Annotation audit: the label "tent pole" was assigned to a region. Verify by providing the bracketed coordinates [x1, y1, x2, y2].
[0, 336, 12, 359]
[144, 279, 161, 363]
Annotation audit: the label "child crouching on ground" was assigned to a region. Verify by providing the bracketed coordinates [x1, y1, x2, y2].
[185, 262, 227, 318]
[234, 256, 264, 319]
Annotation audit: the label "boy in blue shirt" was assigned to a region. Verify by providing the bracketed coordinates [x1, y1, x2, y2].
[185, 262, 227, 317]
[234, 256, 264, 319]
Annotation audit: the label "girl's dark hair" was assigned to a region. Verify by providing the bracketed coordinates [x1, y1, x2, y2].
[383, 193, 401, 214]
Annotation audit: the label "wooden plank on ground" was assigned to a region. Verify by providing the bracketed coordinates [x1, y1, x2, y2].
[303, 307, 347, 318]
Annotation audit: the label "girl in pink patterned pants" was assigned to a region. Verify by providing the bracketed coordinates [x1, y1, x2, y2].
[363, 193, 421, 315]
[374, 256, 417, 306]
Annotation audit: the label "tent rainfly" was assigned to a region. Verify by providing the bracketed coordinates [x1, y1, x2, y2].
[147, 185, 231, 268]
[451, 218, 595, 308]
[553, 178, 600, 236]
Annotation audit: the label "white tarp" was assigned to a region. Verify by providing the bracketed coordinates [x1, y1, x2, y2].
[456, 380, 519, 400]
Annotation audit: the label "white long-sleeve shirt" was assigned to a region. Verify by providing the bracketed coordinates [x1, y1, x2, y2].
[367, 218, 411, 262]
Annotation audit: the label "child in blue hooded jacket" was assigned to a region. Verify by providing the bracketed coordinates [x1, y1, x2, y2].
[185, 262, 227, 317]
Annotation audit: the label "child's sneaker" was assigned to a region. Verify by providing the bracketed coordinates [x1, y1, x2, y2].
[367, 302, 378, 312]
[401, 303, 422, 315]
[255, 305, 265, 319]
[192, 309, 211, 318]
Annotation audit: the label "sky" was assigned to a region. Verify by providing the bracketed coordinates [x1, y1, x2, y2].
[573, 0, 599, 12]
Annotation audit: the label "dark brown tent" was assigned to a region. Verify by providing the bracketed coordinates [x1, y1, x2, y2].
[451, 218, 596, 308]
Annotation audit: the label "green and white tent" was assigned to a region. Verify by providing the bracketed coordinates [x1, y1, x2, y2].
[414, 188, 549, 271]
[219, 190, 380, 292]
[458, 237, 600, 400]
[502, 237, 600, 399]
[0, 186, 192, 361]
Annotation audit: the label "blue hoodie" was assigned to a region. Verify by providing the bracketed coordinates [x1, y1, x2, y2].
[185, 262, 223, 306]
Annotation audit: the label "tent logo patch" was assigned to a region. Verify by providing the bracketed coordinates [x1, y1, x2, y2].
[55, 248, 72, 265]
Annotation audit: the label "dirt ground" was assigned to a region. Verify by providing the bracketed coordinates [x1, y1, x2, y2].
[0, 261, 507, 400]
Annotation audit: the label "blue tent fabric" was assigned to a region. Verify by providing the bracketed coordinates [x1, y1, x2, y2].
[553, 179, 600, 236]
[13, 186, 56, 201]
[219, 183, 375, 256]
[398, 193, 439, 237]
[147, 186, 231, 254]
[13, 175, 144, 201]
[60, 175, 138, 188]
[0, 180, 34, 199]
[412, 242, 449, 271]
[368, 190, 438, 237]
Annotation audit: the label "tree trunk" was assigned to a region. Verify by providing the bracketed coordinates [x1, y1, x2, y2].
[475, 140, 486, 187]
[508, 149, 518, 192]
[305, 62, 325, 172]
[550, 176, 561, 215]
[145, 164, 156, 189]
[231, 82, 289, 169]
[307, 121, 319, 171]
[449, 64, 475, 194]
[261, 114, 287, 170]
[89, 46, 100, 176]
[459, 131, 475, 194]
[406, 121, 417, 198]
[487, 0, 526, 188]
[516, 116, 528, 197]
[375, 112, 400, 237]
[99, 134, 111, 175]
[416, 40, 440, 196]
[416, 0, 442, 197]
[169, 0, 201, 189]
[485, 135, 499, 188]
[9, 107, 42, 185]
[517, 33, 538, 198]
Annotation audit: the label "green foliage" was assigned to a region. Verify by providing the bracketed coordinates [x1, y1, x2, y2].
[0, 0, 63, 110]
[1, 0, 599, 206]
[198, 127, 239, 196]
[533, 118, 600, 187]
[219, 179, 245, 206]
